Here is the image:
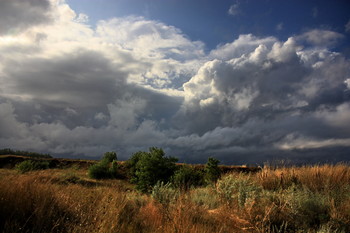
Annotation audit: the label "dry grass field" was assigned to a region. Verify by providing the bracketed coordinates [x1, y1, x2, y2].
[0, 157, 349, 233]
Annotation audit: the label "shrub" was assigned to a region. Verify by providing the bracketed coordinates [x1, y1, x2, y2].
[88, 163, 110, 179]
[190, 187, 220, 209]
[127, 147, 178, 193]
[205, 157, 221, 184]
[151, 181, 179, 205]
[285, 187, 330, 229]
[15, 160, 49, 173]
[109, 160, 119, 178]
[101, 151, 117, 164]
[88, 151, 118, 179]
[171, 165, 204, 190]
[216, 174, 261, 208]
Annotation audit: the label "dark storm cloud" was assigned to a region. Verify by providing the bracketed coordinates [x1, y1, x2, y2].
[0, 0, 52, 34]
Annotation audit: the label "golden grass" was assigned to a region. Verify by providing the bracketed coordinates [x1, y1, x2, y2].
[1, 164, 350, 232]
[256, 163, 350, 191]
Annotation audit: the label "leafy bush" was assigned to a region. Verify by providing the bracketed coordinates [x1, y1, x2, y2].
[151, 181, 179, 205]
[216, 174, 261, 207]
[127, 147, 178, 193]
[16, 160, 50, 173]
[171, 165, 204, 190]
[205, 157, 221, 184]
[88, 151, 118, 179]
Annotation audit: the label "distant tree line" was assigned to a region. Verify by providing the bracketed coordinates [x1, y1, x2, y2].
[0, 148, 52, 158]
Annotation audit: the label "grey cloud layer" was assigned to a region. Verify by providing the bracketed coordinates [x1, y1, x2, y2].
[0, 1, 349, 163]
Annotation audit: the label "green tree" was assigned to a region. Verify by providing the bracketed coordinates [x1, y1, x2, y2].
[101, 151, 117, 164]
[205, 157, 221, 184]
[127, 147, 178, 193]
[126, 151, 143, 181]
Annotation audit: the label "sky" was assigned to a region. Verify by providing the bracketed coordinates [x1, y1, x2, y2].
[0, 0, 350, 164]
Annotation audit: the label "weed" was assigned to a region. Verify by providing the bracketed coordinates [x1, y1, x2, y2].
[190, 187, 220, 209]
[216, 173, 261, 208]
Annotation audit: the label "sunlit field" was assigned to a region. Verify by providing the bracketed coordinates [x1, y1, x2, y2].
[1, 156, 349, 233]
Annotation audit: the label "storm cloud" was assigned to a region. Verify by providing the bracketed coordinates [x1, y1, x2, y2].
[0, 0, 349, 163]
